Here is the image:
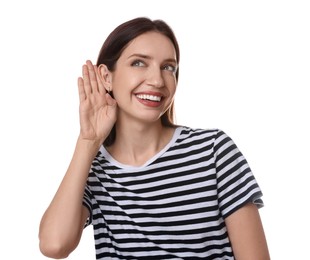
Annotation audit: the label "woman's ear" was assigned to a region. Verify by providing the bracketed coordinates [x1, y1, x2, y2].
[98, 64, 112, 92]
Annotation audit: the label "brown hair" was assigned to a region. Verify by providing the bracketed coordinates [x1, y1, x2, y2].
[96, 17, 180, 146]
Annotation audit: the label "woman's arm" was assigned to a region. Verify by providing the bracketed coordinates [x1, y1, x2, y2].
[225, 202, 270, 260]
[39, 61, 117, 258]
[39, 138, 101, 258]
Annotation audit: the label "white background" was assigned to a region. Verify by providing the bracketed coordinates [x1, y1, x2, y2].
[0, 0, 309, 259]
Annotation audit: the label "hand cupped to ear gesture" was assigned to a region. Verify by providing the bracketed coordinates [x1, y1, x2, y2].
[78, 60, 117, 143]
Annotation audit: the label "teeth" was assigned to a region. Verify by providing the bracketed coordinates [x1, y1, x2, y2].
[136, 94, 162, 102]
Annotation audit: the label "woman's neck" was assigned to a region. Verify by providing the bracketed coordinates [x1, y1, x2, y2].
[106, 120, 175, 166]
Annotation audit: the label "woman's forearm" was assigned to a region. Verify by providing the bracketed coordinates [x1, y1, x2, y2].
[39, 137, 101, 258]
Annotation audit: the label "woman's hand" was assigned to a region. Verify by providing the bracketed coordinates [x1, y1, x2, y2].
[78, 60, 117, 143]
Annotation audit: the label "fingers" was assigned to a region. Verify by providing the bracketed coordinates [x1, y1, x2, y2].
[87, 60, 99, 94]
[78, 77, 86, 103]
[82, 63, 91, 96]
[94, 65, 106, 95]
[78, 60, 109, 106]
[82, 60, 101, 95]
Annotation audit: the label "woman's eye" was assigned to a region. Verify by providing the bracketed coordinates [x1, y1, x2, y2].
[131, 60, 145, 67]
[162, 64, 177, 73]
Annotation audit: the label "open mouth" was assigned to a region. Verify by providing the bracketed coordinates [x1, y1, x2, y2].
[135, 94, 162, 102]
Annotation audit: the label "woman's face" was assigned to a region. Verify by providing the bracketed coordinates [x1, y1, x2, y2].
[110, 31, 178, 124]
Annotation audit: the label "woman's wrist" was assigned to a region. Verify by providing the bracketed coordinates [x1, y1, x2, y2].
[76, 136, 103, 157]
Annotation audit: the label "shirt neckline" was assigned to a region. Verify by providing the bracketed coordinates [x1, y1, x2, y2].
[99, 126, 183, 170]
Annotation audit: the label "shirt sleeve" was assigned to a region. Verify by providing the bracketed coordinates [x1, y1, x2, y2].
[214, 129, 264, 219]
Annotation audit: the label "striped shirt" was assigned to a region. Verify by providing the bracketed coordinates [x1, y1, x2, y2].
[83, 126, 263, 259]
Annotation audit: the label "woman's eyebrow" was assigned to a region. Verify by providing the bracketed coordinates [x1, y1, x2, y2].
[128, 53, 177, 64]
[128, 53, 151, 60]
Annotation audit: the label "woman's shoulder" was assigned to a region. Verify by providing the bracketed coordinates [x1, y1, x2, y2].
[177, 125, 224, 137]
[173, 125, 229, 145]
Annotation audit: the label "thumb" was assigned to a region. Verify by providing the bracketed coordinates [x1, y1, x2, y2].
[105, 93, 117, 107]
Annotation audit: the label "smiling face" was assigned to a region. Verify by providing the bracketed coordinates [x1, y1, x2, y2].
[107, 31, 178, 125]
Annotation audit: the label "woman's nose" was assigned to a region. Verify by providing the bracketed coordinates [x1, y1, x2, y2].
[146, 67, 164, 88]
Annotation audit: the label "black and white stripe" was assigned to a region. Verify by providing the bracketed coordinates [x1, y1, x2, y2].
[83, 127, 263, 259]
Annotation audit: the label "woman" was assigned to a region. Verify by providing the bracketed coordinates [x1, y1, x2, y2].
[39, 17, 270, 259]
